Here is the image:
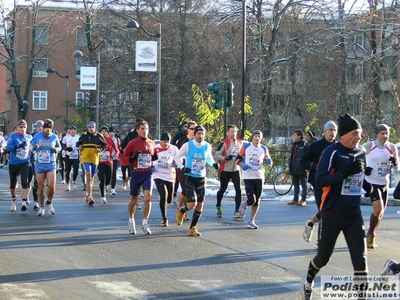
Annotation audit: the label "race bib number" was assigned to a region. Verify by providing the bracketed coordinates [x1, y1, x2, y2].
[248, 153, 261, 169]
[341, 173, 363, 196]
[377, 162, 390, 177]
[157, 156, 169, 168]
[138, 153, 151, 169]
[69, 150, 79, 159]
[100, 151, 110, 162]
[191, 159, 206, 176]
[231, 146, 240, 157]
[16, 148, 28, 160]
[38, 150, 51, 163]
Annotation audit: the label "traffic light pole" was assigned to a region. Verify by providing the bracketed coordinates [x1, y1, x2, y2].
[223, 66, 229, 137]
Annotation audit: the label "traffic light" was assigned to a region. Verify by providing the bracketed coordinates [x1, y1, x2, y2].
[226, 81, 234, 108]
[207, 82, 223, 109]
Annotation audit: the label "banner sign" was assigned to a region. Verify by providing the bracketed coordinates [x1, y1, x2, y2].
[135, 41, 157, 72]
[80, 67, 97, 90]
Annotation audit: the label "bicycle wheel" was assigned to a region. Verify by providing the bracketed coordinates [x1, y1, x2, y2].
[273, 171, 293, 195]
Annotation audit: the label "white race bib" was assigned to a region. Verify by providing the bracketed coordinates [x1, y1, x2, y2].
[341, 173, 363, 196]
[138, 153, 151, 169]
[38, 150, 51, 163]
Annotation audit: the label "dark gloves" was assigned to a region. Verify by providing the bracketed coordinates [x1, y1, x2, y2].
[152, 153, 159, 161]
[32, 144, 39, 151]
[364, 166, 373, 176]
[341, 159, 365, 179]
[129, 151, 141, 162]
[225, 155, 235, 161]
[66, 147, 73, 152]
[181, 167, 191, 173]
[15, 140, 27, 149]
[213, 162, 219, 170]
[389, 156, 398, 167]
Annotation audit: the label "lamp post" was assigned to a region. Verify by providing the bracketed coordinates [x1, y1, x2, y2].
[46, 68, 69, 128]
[127, 19, 161, 139]
[73, 50, 101, 126]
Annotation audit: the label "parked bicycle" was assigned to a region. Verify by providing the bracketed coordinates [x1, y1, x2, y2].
[273, 169, 293, 195]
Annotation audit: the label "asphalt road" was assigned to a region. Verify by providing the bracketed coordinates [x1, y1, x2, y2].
[0, 166, 399, 300]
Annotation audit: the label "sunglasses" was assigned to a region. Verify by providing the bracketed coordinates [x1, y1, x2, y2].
[189, 128, 195, 130]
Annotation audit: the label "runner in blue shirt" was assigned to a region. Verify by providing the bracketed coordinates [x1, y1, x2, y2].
[30, 119, 61, 216]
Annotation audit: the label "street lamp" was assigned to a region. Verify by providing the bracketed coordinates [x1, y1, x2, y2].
[73, 50, 101, 126]
[46, 67, 69, 128]
[127, 19, 162, 139]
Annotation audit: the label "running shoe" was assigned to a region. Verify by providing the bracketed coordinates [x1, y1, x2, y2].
[85, 195, 90, 205]
[233, 211, 241, 219]
[61, 180, 65, 184]
[10, 198, 17, 212]
[300, 279, 313, 300]
[128, 222, 136, 234]
[46, 201, 55, 214]
[88, 197, 95, 206]
[287, 200, 299, 205]
[110, 189, 116, 196]
[216, 206, 223, 217]
[101, 197, 107, 204]
[136, 204, 142, 210]
[83, 184, 87, 191]
[172, 197, 178, 205]
[141, 224, 152, 234]
[161, 218, 168, 227]
[381, 259, 397, 275]
[238, 203, 247, 219]
[67, 182, 71, 191]
[188, 226, 201, 236]
[21, 200, 28, 211]
[298, 200, 307, 206]
[37, 207, 45, 216]
[247, 220, 259, 229]
[73, 182, 77, 190]
[367, 234, 378, 249]
[303, 220, 314, 242]
[175, 209, 185, 225]
[33, 201, 39, 210]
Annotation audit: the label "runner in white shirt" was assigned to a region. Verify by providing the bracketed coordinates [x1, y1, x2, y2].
[363, 123, 399, 249]
[62, 125, 81, 191]
[153, 132, 179, 227]
[235, 130, 273, 229]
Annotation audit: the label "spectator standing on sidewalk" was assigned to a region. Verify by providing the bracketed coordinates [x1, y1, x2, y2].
[362, 124, 398, 249]
[235, 130, 272, 229]
[287, 130, 308, 206]
[153, 132, 179, 227]
[174, 125, 219, 236]
[214, 124, 243, 218]
[300, 113, 367, 300]
[6, 119, 33, 212]
[30, 119, 61, 216]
